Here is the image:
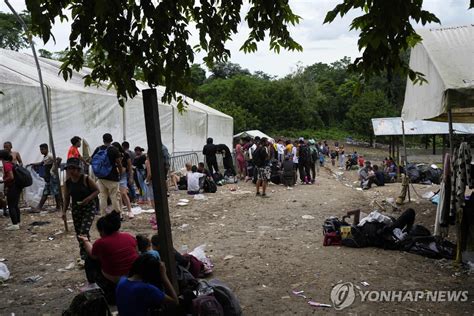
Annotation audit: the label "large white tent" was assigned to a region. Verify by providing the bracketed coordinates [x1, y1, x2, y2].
[372, 117, 474, 136]
[401, 25, 474, 123]
[0, 49, 233, 164]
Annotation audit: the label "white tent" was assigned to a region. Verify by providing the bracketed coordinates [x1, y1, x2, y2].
[233, 130, 274, 142]
[401, 25, 474, 123]
[372, 117, 474, 136]
[0, 49, 233, 164]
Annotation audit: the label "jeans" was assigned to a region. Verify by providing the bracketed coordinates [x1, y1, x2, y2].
[136, 169, 147, 199]
[6, 184, 21, 225]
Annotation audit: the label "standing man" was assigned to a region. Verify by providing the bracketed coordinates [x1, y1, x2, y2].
[253, 138, 270, 197]
[3, 141, 22, 165]
[298, 138, 311, 184]
[91, 133, 122, 214]
[202, 137, 218, 175]
[29, 143, 62, 212]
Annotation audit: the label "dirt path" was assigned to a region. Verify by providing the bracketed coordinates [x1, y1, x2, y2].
[0, 166, 472, 315]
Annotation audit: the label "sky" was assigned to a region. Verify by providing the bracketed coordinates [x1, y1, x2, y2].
[1, 0, 473, 77]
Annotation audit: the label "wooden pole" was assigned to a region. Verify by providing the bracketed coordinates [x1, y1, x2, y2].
[142, 89, 178, 291]
[432, 135, 436, 155]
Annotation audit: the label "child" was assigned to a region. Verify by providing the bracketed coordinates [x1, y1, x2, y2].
[187, 165, 205, 195]
[282, 155, 295, 189]
[136, 234, 161, 260]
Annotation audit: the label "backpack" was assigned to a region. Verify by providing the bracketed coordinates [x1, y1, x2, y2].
[310, 147, 319, 163]
[208, 279, 242, 316]
[91, 147, 112, 178]
[212, 173, 223, 183]
[252, 147, 267, 168]
[62, 288, 111, 316]
[192, 295, 224, 316]
[298, 145, 309, 163]
[162, 145, 171, 170]
[14, 164, 33, 188]
[203, 178, 217, 193]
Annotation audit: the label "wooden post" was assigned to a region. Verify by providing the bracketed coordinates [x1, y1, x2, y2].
[142, 89, 178, 291]
[432, 135, 436, 155]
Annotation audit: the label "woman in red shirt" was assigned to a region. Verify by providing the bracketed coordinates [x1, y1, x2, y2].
[79, 210, 138, 301]
[0, 150, 21, 230]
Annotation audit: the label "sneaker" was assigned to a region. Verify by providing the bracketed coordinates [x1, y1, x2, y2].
[256, 192, 261, 196]
[5, 224, 20, 231]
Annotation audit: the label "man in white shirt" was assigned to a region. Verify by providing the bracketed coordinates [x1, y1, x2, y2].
[276, 140, 285, 163]
[187, 165, 206, 194]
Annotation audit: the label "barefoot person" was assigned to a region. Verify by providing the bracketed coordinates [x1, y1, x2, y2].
[62, 157, 99, 284]
[0, 150, 21, 230]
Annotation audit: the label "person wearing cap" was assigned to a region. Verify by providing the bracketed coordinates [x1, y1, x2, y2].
[63, 157, 100, 282]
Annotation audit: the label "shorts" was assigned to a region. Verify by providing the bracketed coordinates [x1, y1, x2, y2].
[119, 173, 128, 189]
[257, 167, 271, 181]
[43, 176, 59, 196]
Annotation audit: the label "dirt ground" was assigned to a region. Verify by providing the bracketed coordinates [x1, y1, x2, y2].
[1, 157, 473, 315]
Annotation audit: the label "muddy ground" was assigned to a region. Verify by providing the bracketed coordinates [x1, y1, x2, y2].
[0, 157, 473, 315]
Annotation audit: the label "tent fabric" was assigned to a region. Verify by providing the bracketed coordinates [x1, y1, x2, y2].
[372, 117, 474, 136]
[401, 25, 474, 123]
[233, 130, 274, 142]
[0, 49, 233, 164]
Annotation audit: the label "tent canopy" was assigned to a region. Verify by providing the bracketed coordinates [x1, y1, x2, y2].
[372, 117, 474, 136]
[233, 130, 274, 142]
[0, 49, 233, 164]
[401, 25, 474, 123]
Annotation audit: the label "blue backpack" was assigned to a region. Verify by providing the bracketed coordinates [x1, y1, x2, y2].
[91, 147, 112, 178]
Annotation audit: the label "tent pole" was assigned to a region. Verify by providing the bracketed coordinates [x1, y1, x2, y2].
[122, 105, 126, 141]
[432, 135, 436, 155]
[401, 120, 408, 165]
[448, 110, 454, 155]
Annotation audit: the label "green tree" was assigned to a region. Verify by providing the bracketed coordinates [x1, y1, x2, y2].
[0, 11, 31, 51]
[38, 48, 53, 59]
[346, 90, 397, 144]
[209, 62, 251, 80]
[26, 0, 302, 106]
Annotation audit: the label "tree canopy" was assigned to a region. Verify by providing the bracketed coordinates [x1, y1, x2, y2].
[0, 11, 31, 51]
[24, 0, 472, 107]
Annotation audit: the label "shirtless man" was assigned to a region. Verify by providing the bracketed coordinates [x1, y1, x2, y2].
[3, 142, 22, 165]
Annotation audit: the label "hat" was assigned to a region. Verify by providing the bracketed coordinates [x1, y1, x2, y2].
[65, 158, 81, 169]
[298, 137, 304, 142]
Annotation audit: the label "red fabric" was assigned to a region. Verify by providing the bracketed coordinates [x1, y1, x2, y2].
[2, 161, 14, 187]
[67, 146, 80, 159]
[92, 232, 138, 277]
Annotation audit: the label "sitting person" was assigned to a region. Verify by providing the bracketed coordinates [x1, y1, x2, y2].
[372, 165, 385, 187]
[358, 161, 375, 189]
[116, 254, 179, 316]
[197, 162, 211, 177]
[150, 234, 189, 268]
[78, 211, 138, 302]
[345, 154, 358, 170]
[136, 234, 161, 260]
[187, 165, 206, 195]
[170, 162, 192, 190]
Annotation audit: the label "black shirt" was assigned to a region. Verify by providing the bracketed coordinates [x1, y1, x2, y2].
[133, 155, 146, 170]
[92, 145, 121, 181]
[203, 144, 217, 160]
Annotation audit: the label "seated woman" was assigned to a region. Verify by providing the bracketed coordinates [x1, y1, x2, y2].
[78, 211, 138, 301]
[116, 254, 179, 316]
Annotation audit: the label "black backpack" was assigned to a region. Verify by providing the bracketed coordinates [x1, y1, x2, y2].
[14, 165, 33, 188]
[63, 289, 111, 316]
[204, 178, 217, 193]
[299, 145, 309, 163]
[252, 147, 267, 168]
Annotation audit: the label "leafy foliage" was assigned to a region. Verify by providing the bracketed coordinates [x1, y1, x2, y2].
[25, 0, 302, 107]
[0, 11, 31, 51]
[324, 0, 440, 85]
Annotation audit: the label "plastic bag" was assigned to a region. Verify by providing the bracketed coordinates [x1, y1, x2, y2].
[23, 167, 46, 208]
[0, 262, 10, 281]
[190, 244, 214, 275]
